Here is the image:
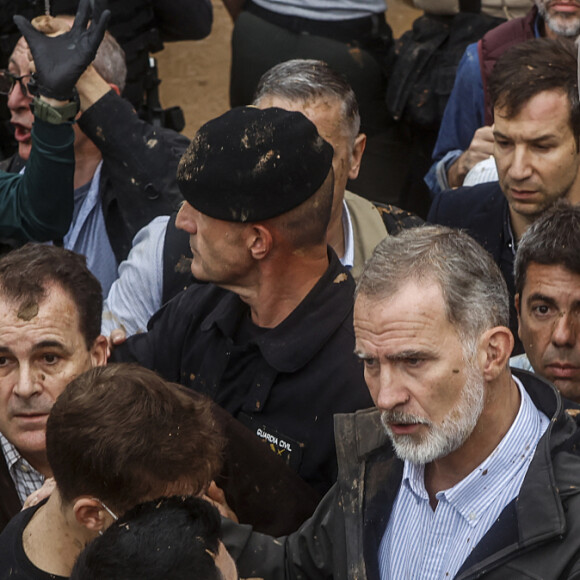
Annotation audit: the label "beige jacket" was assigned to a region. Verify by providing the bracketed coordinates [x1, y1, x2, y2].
[344, 191, 388, 282]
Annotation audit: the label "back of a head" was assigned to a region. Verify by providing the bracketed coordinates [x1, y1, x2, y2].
[0, 243, 102, 348]
[253, 58, 361, 141]
[46, 364, 224, 514]
[488, 37, 579, 136]
[177, 106, 334, 251]
[356, 226, 510, 347]
[70, 496, 224, 580]
[515, 200, 580, 294]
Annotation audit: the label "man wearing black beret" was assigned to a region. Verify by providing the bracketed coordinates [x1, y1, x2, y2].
[113, 106, 373, 496]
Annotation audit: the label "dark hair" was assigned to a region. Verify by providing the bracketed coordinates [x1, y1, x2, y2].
[269, 169, 334, 249]
[70, 496, 225, 580]
[0, 244, 102, 348]
[488, 38, 580, 138]
[253, 59, 360, 141]
[514, 200, 580, 294]
[356, 226, 509, 352]
[46, 364, 224, 514]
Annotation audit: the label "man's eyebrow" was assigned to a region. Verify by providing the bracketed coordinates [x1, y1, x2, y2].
[7, 57, 19, 73]
[527, 293, 558, 307]
[493, 129, 558, 143]
[32, 340, 68, 351]
[493, 129, 510, 140]
[354, 349, 372, 360]
[354, 349, 431, 361]
[386, 350, 430, 362]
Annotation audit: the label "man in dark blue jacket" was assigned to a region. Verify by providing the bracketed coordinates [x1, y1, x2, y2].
[428, 38, 580, 352]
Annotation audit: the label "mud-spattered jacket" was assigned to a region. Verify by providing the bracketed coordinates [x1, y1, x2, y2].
[224, 369, 580, 580]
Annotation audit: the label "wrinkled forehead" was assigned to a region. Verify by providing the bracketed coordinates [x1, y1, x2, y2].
[9, 37, 31, 74]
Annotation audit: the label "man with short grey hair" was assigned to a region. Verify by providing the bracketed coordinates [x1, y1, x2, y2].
[103, 59, 421, 337]
[223, 226, 580, 579]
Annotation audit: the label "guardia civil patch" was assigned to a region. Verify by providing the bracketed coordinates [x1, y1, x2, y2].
[239, 413, 303, 471]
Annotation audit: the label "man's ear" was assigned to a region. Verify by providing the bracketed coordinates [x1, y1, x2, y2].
[90, 335, 109, 367]
[479, 326, 514, 381]
[73, 497, 108, 534]
[348, 133, 366, 180]
[248, 224, 273, 260]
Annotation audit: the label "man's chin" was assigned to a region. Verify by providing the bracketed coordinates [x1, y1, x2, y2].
[545, 13, 580, 36]
[551, 378, 580, 403]
[18, 142, 32, 162]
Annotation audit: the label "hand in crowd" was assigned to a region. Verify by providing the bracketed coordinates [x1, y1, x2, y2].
[13, 0, 110, 101]
[106, 327, 128, 360]
[447, 125, 495, 188]
[22, 478, 56, 510]
[204, 481, 239, 523]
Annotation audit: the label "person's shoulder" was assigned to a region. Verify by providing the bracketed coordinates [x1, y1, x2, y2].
[372, 201, 424, 235]
[428, 181, 504, 224]
[155, 281, 230, 321]
[0, 502, 45, 570]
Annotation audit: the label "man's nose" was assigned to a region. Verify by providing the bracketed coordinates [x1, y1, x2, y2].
[12, 364, 43, 399]
[375, 366, 410, 411]
[7, 79, 31, 112]
[507, 146, 533, 182]
[175, 202, 198, 235]
[552, 311, 577, 349]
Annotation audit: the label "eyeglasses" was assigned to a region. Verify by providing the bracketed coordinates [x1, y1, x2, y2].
[93, 498, 119, 535]
[0, 70, 33, 97]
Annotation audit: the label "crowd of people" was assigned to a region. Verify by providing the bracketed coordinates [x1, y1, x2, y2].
[0, 0, 579, 578]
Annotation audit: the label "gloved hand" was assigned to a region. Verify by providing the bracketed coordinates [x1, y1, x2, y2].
[13, 0, 111, 101]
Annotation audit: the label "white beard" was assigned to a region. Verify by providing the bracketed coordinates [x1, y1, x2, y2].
[536, 0, 580, 37]
[380, 358, 485, 465]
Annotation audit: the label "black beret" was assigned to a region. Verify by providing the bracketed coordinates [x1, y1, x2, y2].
[176, 106, 334, 222]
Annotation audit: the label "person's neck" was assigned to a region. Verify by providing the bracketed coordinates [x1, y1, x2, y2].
[23, 493, 89, 577]
[73, 142, 102, 191]
[424, 373, 521, 509]
[326, 207, 346, 260]
[508, 207, 533, 243]
[21, 449, 52, 478]
[233, 246, 330, 328]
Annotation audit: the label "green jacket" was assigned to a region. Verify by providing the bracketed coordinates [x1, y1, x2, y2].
[0, 116, 74, 242]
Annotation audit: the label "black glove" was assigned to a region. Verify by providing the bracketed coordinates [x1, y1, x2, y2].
[13, 0, 111, 101]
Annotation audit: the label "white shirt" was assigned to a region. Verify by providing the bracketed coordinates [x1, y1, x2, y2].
[252, 0, 387, 20]
[379, 376, 549, 580]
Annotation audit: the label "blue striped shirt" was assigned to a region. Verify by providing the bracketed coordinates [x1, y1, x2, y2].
[378, 376, 549, 580]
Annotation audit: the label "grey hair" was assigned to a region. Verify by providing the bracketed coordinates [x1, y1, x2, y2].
[252, 59, 360, 143]
[514, 200, 580, 295]
[93, 30, 127, 93]
[356, 226, 510, 348]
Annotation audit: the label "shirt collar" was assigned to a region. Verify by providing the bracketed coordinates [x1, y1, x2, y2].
[503, 200, 517, 257]
[341, 200, 354, 270]
[0, 431, 42, 481]
[201, 249, 355, 373]
[401, 376, 546, 526]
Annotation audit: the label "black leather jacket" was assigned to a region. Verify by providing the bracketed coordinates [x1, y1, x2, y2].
[224, 369, 580, 580]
